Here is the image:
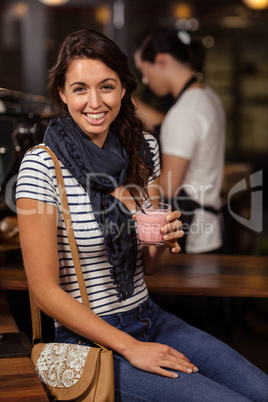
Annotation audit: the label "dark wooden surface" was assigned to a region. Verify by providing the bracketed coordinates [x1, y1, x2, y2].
[0, 264, 48, 401]
[1, 254, 268, 298]
[0, 357, 48, 401]
[0, 292, 49, 401]
[0, 264, 27, 291]
[0, 290, 18, 333]
[145, 254, 268, 298]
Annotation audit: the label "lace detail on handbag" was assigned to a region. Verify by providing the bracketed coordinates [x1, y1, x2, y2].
[35, 343, 91, 388]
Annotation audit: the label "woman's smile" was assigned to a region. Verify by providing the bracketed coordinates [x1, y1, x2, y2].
[84, 111, 107, 125]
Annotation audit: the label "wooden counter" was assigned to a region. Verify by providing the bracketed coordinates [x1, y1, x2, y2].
[1, 253, 267, 298]
[145, 254, 268, 298]
[0, 264, 48, 401]
[0, 357, 48, 401]
[0, 264, 27, 291]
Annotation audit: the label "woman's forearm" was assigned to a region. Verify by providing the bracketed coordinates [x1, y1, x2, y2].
[32, 284, 138, 355]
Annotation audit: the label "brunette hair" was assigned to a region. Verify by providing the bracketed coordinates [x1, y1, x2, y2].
[135, 27, 205, 73]
[47, 29, 154, 196]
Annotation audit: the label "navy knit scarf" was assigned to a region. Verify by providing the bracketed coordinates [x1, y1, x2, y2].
[44, 115, 152, 301]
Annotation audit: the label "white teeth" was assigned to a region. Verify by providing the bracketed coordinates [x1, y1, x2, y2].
[86, 112, 105, 120]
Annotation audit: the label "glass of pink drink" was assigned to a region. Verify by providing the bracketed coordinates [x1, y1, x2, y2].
[136, 202, 171, 246]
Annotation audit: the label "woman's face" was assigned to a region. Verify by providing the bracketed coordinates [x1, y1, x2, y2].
[134, 51, 169, 97]
[59, 58, 126, 147]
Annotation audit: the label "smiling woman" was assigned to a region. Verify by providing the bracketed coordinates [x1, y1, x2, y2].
[15, 29, 268, 402]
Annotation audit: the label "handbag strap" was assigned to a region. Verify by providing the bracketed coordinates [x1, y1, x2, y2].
[28, 145, 93, 344]
[38, 145, 91, 308]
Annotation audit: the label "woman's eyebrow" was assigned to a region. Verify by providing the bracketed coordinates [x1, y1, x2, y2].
[100, 78, 117, 84]
[70, 78, 118, 87]
[70, 81, 85, 87]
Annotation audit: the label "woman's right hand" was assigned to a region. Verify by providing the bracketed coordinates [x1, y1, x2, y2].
[123, 340, 198, 378]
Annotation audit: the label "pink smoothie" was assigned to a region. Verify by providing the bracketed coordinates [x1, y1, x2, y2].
[136, 210, 168, 245]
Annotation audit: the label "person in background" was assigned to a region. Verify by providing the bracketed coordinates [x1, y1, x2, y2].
[134, 27, 226, 253]
[16, 29, 268, 401]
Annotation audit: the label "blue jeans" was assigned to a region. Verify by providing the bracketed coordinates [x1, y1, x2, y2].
[55, 297, 268, 401]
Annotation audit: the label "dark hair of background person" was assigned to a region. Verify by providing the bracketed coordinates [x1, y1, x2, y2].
[135, 27, 206, 73]
[46, 29, 154, 196]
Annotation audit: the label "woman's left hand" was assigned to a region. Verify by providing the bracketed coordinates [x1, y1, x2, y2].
[161, 210, 184, 253]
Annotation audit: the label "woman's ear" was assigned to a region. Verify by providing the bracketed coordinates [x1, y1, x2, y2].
[121, 87, 126, 99]
[155, 53, 169, 68]
[58, 87, 67, 104]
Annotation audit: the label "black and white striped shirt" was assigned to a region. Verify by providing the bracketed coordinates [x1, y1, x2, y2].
[16, 133, 160, 326]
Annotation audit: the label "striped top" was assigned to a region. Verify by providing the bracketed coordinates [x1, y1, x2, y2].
[16, 133, 160, 326]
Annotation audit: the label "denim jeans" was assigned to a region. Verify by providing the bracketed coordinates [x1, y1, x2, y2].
[55, 297, 268, 402]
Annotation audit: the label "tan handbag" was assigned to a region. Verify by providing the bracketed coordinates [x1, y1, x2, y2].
[28, 145, 114, 401]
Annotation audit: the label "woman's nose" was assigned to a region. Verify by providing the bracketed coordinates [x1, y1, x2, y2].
[87, 90, 102, 109]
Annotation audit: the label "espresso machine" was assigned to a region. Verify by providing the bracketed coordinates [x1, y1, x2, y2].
[0, 88, 58, 217]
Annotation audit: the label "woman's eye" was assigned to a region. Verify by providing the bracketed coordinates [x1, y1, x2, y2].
[101, 84, 114, 91]
[73, 87, 85, 93]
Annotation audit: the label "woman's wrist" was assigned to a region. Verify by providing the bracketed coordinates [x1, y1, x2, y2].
[113, 332, 139, 357]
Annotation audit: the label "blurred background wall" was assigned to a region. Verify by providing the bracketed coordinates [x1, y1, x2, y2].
[0, 0, 267, 254]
